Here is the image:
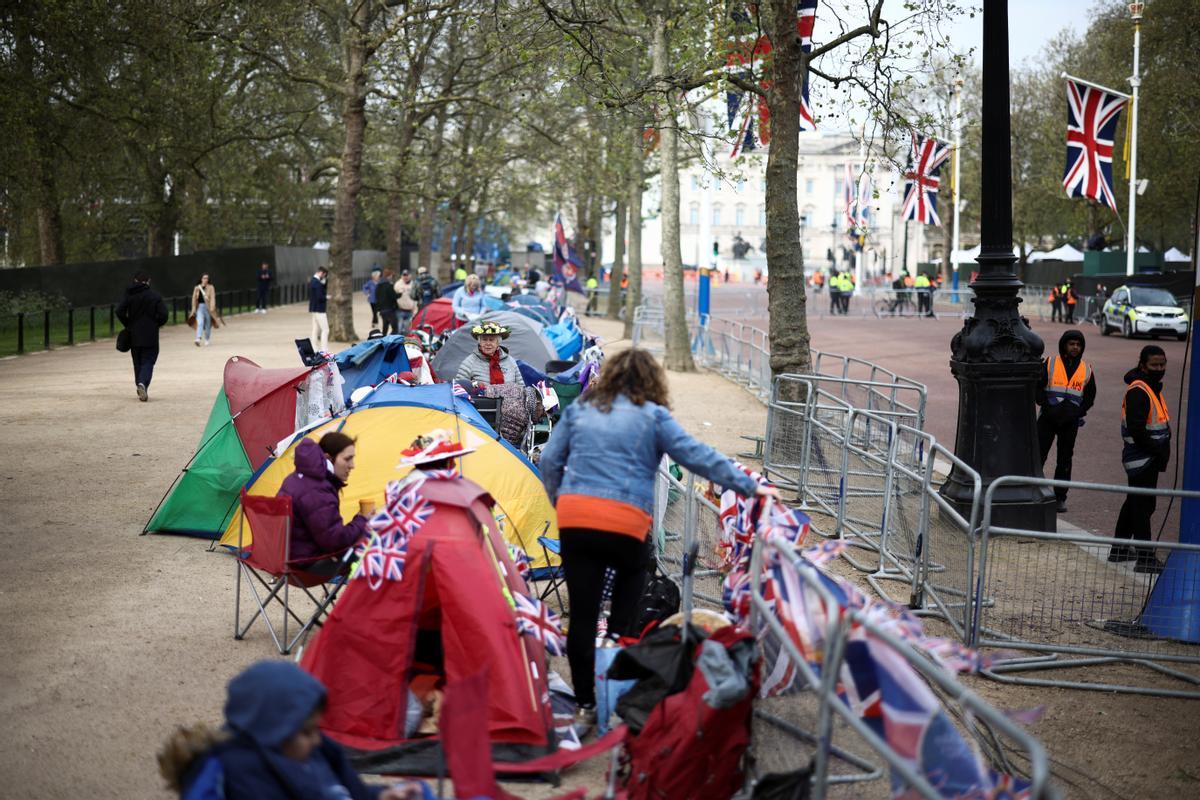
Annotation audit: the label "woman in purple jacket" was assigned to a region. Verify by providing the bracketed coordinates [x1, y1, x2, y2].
[277, 432, 369, 570]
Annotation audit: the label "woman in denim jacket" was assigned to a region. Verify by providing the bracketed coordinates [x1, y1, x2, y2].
[539, 348, 777, 728]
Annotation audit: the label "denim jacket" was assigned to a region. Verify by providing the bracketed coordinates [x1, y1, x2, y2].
[539, 395, 759, 514]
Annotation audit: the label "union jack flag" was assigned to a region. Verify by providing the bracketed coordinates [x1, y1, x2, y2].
[552, 213, 584, 293]
[900, 134, 951, 225]
[514, 592, 566, 656]
[375, 487, 435, 538]
[507, 544, 533, 578]
[354, 530, 410, 590]
[798, 0, 817, 131]
[1063, 78, 1127, 211]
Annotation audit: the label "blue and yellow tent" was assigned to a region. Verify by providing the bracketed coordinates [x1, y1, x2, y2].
[218, 383, 559, 568]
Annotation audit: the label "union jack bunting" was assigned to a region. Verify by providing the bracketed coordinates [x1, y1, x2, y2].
[900, 134, 952, 225]
[1063, 78, 1127, 210]
[354, 530, 410, 590]
[377, 487, 435, 538]
[507, 544, 533, 578]
[515, 592, 566, 656]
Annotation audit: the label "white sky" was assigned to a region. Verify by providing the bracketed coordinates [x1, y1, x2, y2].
[941, 0, 1092, 66]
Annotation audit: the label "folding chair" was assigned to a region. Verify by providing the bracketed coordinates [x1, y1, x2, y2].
[233, 490, 346, 654]
[536, 533, 567, 617]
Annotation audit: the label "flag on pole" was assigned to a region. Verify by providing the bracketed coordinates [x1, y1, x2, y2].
[900, 134, 951, 225]
[798, 0, 818, 131]
[552, 213, 585, 293]
[1062, 78, 1128, 210]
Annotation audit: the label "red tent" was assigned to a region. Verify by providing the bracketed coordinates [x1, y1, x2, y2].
[223, 357, 312, 469]
[301, 477, 552, 772]
[411, 297, 462, 336]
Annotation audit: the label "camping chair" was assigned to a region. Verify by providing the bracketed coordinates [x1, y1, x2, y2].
[535, 532, 567, 616]
[233, 491, 346, 655]
[472, 396, 504, 438]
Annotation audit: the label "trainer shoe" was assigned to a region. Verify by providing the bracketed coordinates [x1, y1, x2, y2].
[1055, 501, 1068, 513]
[203, 339, 211, 346]
[194, 340, 200, 347]
[572, 704, 596, 739]
[1107, 545, 1135, 563]
[136, 383, 148, 402]
[1134, 558, 1163, 575]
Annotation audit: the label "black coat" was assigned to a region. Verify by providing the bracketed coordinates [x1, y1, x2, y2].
[374, 279, 399, 311]
[115, 283, 168, 348]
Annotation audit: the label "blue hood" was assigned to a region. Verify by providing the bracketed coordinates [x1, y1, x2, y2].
[224, 661, 326, 748]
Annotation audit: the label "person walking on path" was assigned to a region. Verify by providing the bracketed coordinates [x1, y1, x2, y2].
[189, 274, 221, 347]
[116, 270, 168, 402]
[411, 266, 439, 310]
[309, 267, 329, 352]
[255, 262, 273, 313]
[914, 272, 934, 317]
[829, 270, 843, 315]
[1063, 280, 1078, 324]
[837, 270, 854, 314]
[538, 348, 778, 730]
[1110, 345, 1171, 573]
[1036, 330, 1096, 513]
[396, 270, 416, 332]
[363, 266, 382, 328]
[375, 269, 400, 336]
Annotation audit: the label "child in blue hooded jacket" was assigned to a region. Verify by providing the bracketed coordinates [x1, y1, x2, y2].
[159, 661, 427, 800]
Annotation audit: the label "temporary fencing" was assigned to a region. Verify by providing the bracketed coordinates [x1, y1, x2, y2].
[972, 476, 1200, 699]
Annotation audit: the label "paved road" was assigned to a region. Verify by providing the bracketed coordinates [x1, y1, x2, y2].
[647, 279, 1191, 537]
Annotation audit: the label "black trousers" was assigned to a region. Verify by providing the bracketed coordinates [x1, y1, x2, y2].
[256, 284, 270, 309]
[1037, 414, 1079, 502]
[840, 292, 851, 313]
[1115, 468, 1159, 545]
[917, 290, 931, 315]
[369, 301, 380, 326]
[560, 528, 652, 706]
[379, 309, 399, 336]
[1064, 302, 1076, 323]
[829, 291, 841, 314]
[1050, 300, 1062, 322]
[130, 346, 159, 388]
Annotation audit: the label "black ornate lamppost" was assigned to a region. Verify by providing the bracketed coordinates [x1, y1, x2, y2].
[940, 0, 1056, 530]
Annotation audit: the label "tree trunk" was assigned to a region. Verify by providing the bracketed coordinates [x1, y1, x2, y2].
[418, 195, 436, 273]
[652, 15, 694, 372]
[763, 0, 812, 396]
[624, 123, 645, 339]
[437, 205, 456, 283]
[16, 15, 64, 265]
[386, 190, 405, 273]
[589, 195, 603, 279]
[327, 2, 371, 344]
[607, 197, 627, 319]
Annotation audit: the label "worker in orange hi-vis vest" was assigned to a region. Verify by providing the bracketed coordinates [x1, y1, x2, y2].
[1062, 280, 1079, 324]
[1035, 330, 1096, 514]
[1048, 285, 1062, 322]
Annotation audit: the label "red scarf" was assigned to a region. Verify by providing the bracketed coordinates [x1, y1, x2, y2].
[485, 348, 506, 384]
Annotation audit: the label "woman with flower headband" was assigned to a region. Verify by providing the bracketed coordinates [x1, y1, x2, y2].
[454, 321, 521, 385]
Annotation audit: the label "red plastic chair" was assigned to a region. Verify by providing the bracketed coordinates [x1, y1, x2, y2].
[234, 490, 346, 654]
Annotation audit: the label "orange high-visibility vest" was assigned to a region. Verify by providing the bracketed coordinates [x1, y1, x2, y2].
[1045, 355, 1091, 406]
[1121, 380, 1171, 474]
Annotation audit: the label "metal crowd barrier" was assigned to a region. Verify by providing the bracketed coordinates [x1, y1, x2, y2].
[973, 476, 1200, 699]
[651, 458, 726, 611]
[746, 535, 1055, 798]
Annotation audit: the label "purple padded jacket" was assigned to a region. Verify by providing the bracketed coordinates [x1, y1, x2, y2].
[276, 438, 368, 561]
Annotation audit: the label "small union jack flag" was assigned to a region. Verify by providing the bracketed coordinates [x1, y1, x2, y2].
[370, 487, 434, 539]
[1063, 78, 1127, 211]
[900, 134, 951, 225]
[514, 592, 566, 656]
[354, 530, 410, 590]
[507, 544, 533, 578]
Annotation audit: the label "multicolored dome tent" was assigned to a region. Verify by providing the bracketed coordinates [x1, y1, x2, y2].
[144, 357, 327, 538]
[217, 383, 559, 569]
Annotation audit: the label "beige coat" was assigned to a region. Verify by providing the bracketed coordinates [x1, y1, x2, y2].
[190, 283, 222, 327]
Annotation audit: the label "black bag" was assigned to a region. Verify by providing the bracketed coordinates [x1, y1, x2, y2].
[633, 565, 681, 635]
[115, 329, 131, 352]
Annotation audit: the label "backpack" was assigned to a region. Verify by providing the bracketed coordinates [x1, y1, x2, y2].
[621, 626, 760, 800]
[633, 565, 681, 635]
[418, 276, 436, 306]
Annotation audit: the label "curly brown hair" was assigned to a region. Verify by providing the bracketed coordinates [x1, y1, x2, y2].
[583, 348, 670, 412]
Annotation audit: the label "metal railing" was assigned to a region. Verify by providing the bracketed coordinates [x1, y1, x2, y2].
[972, 476, 1200, 698]
[0, 282, 314, 358]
